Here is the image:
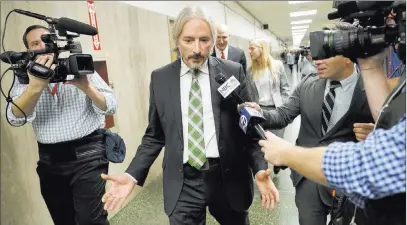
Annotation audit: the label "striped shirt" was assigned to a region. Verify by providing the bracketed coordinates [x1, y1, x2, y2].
[7, 72, 117, 144]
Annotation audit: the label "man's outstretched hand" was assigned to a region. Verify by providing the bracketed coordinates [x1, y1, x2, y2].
[255, 169, 280, 210]
[101, 173, 135, 211]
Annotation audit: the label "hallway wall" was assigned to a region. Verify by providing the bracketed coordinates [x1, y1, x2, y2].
[1, 1, 170, 225]
[0, 1, 286, 225]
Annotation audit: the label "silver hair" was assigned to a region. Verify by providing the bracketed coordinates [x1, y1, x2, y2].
[172, 6, 217, 51]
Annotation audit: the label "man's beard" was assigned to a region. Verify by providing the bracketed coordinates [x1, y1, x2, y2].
[189, 52, 207, 69]
[190, 62, 202, 69]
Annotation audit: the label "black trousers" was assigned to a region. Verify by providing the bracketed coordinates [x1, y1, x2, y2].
[169, 159, 249, 225]
[340, 200, 367, 225]
[288, 64, 293, 74]
[36, 129, 109, 225]
[295, 178, 341, 225]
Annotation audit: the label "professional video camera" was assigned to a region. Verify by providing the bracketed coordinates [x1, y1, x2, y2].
[299, 46, 311, 57]
[0, 9, 98, 84]
[309, 1, 406, 63]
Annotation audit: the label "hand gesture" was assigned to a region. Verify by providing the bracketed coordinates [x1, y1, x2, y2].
[101, 173, 135, 211]
[255, 169, 280, 210]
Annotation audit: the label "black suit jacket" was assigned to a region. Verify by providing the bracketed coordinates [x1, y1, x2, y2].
[211, 45, 247, 74]
[126, 56, 267, 215]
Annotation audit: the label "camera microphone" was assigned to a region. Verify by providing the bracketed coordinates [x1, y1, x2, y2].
[14, 9, 98, 36]
[14, 9, 47, 21]
[0, 49, 49, 64]
[55, 17, 98, 36]
[328, 1, 394, 20]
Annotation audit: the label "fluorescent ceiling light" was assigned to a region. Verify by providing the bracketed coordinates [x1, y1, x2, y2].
[288, 1, 312, 4]
[292, 29, 308, 33]
[291, 29, 307, 34]
[291, 19, 312, 25]
[292, 25, 309, 29]
[290, 9, 317, 17]
[293, 34, 304, 40]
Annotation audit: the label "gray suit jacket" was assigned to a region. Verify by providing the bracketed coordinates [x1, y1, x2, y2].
[247, 57, 291, 106]
[261, 73, 373, 186]
[126, 56, 267, 215]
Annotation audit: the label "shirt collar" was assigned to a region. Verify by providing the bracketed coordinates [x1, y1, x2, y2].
[215, 45, 228, 55]
[328, 64, 359, 91]
[180, 57, 209, 77]
[339, 64, 359, 92]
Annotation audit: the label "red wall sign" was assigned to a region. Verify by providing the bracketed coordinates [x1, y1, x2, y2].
[87, 1, 101, 51]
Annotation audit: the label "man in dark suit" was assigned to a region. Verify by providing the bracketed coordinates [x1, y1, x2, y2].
[100, 6, 279, 225]
[211, 24, 247, 73]
[243, 53, 374, 225]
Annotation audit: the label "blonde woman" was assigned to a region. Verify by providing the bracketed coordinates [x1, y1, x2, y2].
[247, 39, 290, 138]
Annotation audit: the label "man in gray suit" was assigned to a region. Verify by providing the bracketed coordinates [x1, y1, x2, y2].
[212, 24, 247, 73]
[243, 53, 374, 225]
[100, 6, 279, 225]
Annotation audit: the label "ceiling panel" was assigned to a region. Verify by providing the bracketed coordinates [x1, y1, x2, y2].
[238, 1, 337, 48]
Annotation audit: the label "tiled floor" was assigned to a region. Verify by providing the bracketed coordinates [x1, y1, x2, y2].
[110, 64, 302, 225]
[110, 169, 299, 225]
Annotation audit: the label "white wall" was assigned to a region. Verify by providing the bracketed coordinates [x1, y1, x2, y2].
[120, 1, 285, 51]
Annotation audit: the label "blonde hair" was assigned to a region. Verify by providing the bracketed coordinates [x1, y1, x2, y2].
[249, 39, 277, 82]
[172, 6, 216, 51]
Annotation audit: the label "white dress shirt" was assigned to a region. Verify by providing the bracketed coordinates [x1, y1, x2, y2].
[286, 53, 295, 65]
[180, 58, 219, 163]
[324, 64, 359, 132]
[254, 68, 275, 106]
[215, 45, 229, 60]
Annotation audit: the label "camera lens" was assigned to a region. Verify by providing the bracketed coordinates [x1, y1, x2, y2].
[321, 28, 366, 59]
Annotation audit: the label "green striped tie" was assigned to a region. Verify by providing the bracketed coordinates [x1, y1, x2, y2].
[187, 69, 206, 169]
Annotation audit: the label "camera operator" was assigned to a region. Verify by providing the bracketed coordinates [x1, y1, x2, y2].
[258, 3, 407, 222]
[7, 24, 117, 225]
[258, 114, 405, 225]
[298, 49, 317, 80]
[241, 23, 376, 225]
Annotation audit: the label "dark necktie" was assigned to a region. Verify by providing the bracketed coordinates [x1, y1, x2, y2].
[321, 81, 341, 135]
[221, 51, 225, 59]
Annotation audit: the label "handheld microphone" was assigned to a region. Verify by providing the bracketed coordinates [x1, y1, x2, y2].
[14, 9, 98, 36]
[215, 73, 245, 103]
[215, 73, 288, 171]
[239, 106, 267, 140]
[214, 73, 266, 139]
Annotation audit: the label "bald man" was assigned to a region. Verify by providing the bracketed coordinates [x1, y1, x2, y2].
[212, 24, 247, 74]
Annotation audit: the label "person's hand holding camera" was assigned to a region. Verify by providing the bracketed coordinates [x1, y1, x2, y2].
[64, 75, 90, 92]
[27, 54, 56, 91]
